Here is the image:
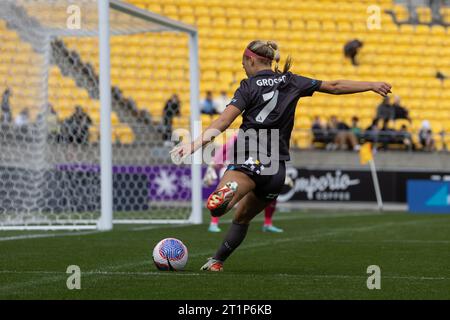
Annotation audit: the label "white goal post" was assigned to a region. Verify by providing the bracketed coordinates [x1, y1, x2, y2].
[0, 0, 202, 230]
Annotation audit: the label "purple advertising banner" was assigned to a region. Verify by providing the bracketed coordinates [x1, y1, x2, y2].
[57, 164, 216, 201]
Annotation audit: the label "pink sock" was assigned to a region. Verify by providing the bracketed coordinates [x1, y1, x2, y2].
[211, 216, 220, 225]
[264, 200, 277, 226]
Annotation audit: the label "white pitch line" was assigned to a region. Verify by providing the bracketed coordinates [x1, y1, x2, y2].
[328, 239, 450, 245]
[0, 230, 102, 242]
[0, 270, 202, 277]
[131, 224, 196, 232]
[0, 270, 448, 281]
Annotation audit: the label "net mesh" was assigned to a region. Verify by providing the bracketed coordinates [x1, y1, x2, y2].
[0, 0, 194, 228]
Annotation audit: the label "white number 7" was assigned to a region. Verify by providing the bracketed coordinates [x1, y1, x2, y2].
[256, 90, 279, 123]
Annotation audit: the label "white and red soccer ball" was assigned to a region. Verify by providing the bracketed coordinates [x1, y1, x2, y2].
[152, 238, 188, 271]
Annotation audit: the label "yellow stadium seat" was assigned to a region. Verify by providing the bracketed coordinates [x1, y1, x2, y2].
[227, 17, 242, 28]
[416, 6, 432, 24]
[196, 16, 211, 27]
[180, 15, 195, 25]
[441, 7, 450, 23]
[194, 6, 209, 17]
[290, 20, 305, 32]
[162, 5, 178, 15]
[259, 19, 274, 29]
[275, 19, 290, 31]
[416, 24, 431, 35]
[243, 18, 258, 30]
[178, 5, 193, 16]
[305, 20, 321, 31]
[393, 4, 409, 21]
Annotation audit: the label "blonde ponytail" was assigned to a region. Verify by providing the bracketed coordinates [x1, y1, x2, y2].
[246, 40, 292, 74]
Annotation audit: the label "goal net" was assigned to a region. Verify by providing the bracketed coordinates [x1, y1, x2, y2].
[0, 0, 201, 230]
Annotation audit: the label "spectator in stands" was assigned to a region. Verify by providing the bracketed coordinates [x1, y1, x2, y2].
[364, 118, 381, 144]
[344, 39, 364, 66]
[327, 116, 360, 151]
[214, 91, 230, 114]
[14, 108, 29, 128]
[1, 88, 12, 123]
[311, 116, 330, 146]
[436, 70, 447, 85]
[46, 104, 60, 143]
[311, 116, 325, 133]
[201, 91, 218, 116]
[137, 109, 151, 126]
[379, 121, 397, 150]
[350, 116, 362, 140]
[162, 94, 181, 142]
[62, 105, 92, 144]
[398, 124, 415, 151]
[376, 96, 394, 127]
[439, 130, 447, 152]
[418, 120, 435, 152]
[391, 95, 411, 122]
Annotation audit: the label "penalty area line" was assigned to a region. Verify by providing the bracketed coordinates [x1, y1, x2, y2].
[0, 270, 448, 281]
[0, 230, 102, 242]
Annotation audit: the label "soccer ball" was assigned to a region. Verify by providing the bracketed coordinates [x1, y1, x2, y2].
[152, 238, 188, 271]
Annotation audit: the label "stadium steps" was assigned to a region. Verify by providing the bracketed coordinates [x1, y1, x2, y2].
[0, 1, 163, 145]
[49, 38, 160, 144]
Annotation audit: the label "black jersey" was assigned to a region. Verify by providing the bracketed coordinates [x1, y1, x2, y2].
[228, 70, 322, 163]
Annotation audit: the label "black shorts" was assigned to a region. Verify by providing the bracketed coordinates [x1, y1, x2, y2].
[226, 160, 286, 202]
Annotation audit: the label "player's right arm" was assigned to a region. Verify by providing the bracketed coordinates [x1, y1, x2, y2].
[171, 80, 249, 161]
[319, 80, 392, 97]
[170, 105, 241, 160]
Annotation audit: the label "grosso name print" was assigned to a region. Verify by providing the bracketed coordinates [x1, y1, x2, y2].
[256, 75, 287, 87]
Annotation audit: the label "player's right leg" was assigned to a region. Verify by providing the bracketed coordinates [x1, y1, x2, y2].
[201, 161, 286, 272]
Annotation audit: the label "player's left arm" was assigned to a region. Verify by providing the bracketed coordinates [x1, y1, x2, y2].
[319, 80, 392, 96]
[170, 105, 241, 159]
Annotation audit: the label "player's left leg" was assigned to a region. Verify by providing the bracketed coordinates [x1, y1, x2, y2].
[262, 200, 284, 233]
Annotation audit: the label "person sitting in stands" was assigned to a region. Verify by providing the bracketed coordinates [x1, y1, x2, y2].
[418, 120, 435, 152]
[311, 115, 330, 146]
[1, 88, 12, 123]
[201, 91, 219, 116]
[375, 96, 394, 127]
[327, 115, 360, 151]
[350, 116, 362, 142]
[344, 39, 364, 66]
[14, 108, 29, 128]
[391, 95, 411, 123]
[397, 124, 414, 151]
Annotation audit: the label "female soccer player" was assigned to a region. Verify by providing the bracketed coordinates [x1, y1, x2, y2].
[171, 40, 392, 272]
[204, 132, 287, 233]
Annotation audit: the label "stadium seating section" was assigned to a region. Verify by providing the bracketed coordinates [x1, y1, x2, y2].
[1, 0, 450, 149]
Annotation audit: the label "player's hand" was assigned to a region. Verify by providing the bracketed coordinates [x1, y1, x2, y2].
[371, 82, 392, 97]
[284, 175, 295, 188]
[170, 142, 193, 164]
[203, 164, 218, 187]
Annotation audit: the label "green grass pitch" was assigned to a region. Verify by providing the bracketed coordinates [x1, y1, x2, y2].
[0, 210, 449, 299]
